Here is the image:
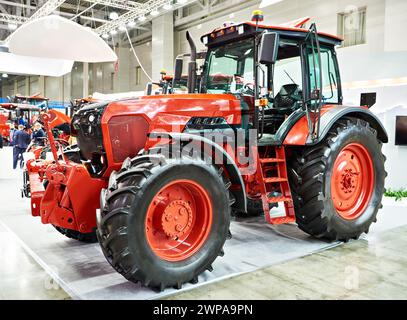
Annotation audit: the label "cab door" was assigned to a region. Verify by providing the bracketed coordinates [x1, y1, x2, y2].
[303, 24, 323, 141]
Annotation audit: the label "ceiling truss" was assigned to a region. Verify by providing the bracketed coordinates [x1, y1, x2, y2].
[0, 0, 200, 43]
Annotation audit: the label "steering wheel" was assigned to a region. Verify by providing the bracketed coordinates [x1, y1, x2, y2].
[242, 83, 255, 95]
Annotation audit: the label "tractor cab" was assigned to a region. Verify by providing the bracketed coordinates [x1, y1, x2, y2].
[198, 14, 343, 145]
[0, 94, 49, 127]
[0, 103, 42, 127]
[12, 94, 49, 109]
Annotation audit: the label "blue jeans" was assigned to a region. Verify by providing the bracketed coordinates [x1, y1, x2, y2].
[13, 147, 25, 169]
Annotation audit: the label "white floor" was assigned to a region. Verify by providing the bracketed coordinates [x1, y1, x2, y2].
[0, 147, 406, 300]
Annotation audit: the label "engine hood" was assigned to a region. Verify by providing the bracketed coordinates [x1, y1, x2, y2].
[101, 93, 243, 131]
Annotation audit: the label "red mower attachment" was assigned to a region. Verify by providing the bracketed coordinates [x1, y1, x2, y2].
[26, 112, 107, 238]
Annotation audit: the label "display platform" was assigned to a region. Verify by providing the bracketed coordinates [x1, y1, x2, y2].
[0, 147, 406, 300]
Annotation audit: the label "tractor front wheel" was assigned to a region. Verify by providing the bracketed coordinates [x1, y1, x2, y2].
[53, 226, 98, 243]
[289, 117, 386, 241]
[97, 154, 232, 291]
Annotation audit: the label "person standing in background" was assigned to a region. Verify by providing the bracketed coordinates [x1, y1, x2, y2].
[32, 122, 46, 146]
[12, 125, 30, 169]
[9, 123, 16, 145]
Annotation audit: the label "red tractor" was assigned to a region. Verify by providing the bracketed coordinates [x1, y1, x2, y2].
[0, 94, 50, 145]
[26, 13, 387, 291]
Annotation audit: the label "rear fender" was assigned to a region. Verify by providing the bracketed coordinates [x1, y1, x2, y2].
[284, 106, 388, 146]
[148, 132, 247, 213]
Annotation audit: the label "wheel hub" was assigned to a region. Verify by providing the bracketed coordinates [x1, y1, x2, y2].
[340, 169, 359, 194]
[331, 143, 374, 220]
[161, 200, 193, 238]
[145, 179, 213, 262]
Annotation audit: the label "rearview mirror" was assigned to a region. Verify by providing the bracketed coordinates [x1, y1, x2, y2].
[174, 57, 183, 82]
[259, 32, 280, 65]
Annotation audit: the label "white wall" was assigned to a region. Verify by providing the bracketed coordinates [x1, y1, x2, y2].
[384, 0, 407, 52]
[130, 42, 153, 91]
[152, 13, 174, 82]
[376, 104, 407, 190]
[333, 84, 407, 189]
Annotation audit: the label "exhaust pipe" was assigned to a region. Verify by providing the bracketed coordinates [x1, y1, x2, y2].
[186, 31, 197, 94]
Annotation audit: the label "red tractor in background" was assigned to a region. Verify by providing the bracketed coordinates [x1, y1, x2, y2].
[0, 107, 10, 142]
[0, 94, 50, 145]
[26, 12, 387, 291]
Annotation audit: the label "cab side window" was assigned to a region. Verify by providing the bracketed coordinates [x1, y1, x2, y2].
[308, 46, 340, 104]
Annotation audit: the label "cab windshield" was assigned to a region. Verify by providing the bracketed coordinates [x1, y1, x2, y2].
[16, 98, 48, 109]
[205, 39, 255, 94]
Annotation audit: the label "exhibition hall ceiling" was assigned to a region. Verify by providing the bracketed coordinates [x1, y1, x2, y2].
[0, 0, 195, 41]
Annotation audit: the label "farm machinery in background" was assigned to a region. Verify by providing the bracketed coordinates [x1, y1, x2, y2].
[0, 94, 72, 146]
[152, 51, 207, 95]
[24, 12, 387, 291]
[0, 94, 49, 145]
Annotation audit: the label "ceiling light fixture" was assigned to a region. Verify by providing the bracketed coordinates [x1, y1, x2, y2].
[2, 73, 8, 78]
[151, 9, 160, 16]
[101, 33, 109, 39]
[177, 0, 188, 4]
[110, 29, 118, 35]
[109, 11, 119, 20]
[138, 15, 147, 22]
[8, 23, 17, 31]
[163, 2, 173, 10]
[127, 21, 136, 28]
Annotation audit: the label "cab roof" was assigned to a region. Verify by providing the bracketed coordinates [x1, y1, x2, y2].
[201, 21, 343, 47]
[14, 94, 49, 101]
[0, 103, 41, 111]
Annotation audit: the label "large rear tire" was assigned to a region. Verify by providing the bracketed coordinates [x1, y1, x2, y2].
[288, 117, 386, 241]
[97, 153, 232, 291]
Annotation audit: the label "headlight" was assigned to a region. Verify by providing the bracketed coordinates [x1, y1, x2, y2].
[88, 114, 96, 123]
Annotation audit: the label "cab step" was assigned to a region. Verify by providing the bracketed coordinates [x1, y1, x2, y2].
[260, 158, 285, 164]
[268, 196, 292, 203]
[264, 177, 287, 183]
[269, 216, 296, 225]
[257, 147, 296, 225]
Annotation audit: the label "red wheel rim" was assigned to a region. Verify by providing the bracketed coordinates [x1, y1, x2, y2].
[331, 143, 374, 220]
[145, 179, 213, 262]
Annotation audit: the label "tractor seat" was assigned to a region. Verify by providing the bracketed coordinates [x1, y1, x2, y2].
[267, 84, 302, 115]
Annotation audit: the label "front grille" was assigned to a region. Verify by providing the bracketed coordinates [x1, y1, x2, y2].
[108, 115, 150, 163]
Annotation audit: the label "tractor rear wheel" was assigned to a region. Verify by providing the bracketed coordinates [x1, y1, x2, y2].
[97, 153, 232, 291]
[288, 117, 386, 241]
